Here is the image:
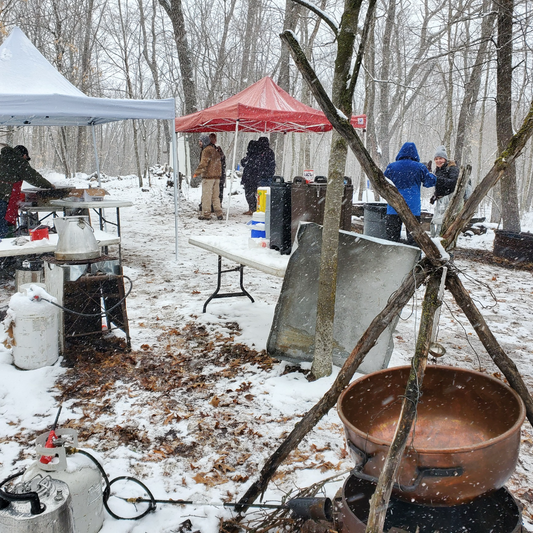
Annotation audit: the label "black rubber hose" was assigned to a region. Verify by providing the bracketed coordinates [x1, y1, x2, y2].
[68, 448, 156, 521]
[0, 470, 43, 515]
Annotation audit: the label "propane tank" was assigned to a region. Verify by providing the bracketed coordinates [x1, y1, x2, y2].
[8, 284, 59, 370]
[0, 474, 74, 533]
[22, 429, 104, 533]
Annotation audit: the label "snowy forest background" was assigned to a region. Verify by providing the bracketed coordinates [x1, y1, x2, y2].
[1, 0, 533, 221]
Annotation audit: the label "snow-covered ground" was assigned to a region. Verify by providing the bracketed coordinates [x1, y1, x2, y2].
[1, 171, 532, 532]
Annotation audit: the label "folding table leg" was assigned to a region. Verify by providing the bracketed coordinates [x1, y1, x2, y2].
[202, 255, 254, 313]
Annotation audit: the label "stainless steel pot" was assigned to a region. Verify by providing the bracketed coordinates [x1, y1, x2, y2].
[54, 216, 100, 261]
[0, 473, 74, 533]
[337, 365, 526, 505]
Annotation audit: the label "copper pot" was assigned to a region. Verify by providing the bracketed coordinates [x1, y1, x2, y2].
[337, 365, 526, 505]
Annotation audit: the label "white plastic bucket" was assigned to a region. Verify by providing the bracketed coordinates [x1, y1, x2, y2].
[9, 285, 59, 370]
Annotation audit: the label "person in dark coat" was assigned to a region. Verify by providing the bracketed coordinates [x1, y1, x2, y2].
[240, 137, 276, 215]
[430, 145, 460, 237]
[0, 144, 55, 238]
[255, 136, 276, 185]
[384, 142, 436, 245]
[240, 140, 259, 214]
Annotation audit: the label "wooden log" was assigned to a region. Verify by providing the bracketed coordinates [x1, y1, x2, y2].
[446, 269, 533, 425]
[234, 261, 431, 512]
[365, 270, 444, 532]
[441, 164, 472, 242]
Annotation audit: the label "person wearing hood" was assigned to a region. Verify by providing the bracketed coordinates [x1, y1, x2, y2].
[0, 144, 55, 238]
[240, 137, 276, 215]
[240, 140, 259, 214]
[384, 142, 436, 245]
[194, 134, 224, 221]
[430, 145, 460, 237]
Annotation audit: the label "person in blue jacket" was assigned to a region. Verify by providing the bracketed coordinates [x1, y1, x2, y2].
[384, 142, 436, 245]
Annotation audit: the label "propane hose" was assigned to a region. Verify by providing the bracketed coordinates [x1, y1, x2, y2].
[66, 447, 156, 521]
[65, 447, 332, 522]
[36, 275, 133, 318]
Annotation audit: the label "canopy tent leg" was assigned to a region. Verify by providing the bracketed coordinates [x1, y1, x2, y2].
[225, 120, 240, 223]
[91, 124, 102, 188]
[172, 119, 180, 260]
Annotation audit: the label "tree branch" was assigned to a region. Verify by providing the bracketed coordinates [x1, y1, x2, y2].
[290, 0, 339, 37]
[366, 269, 444, 532]
[348, 0, 377, 96]
[280, 30, 445, 265]
[445, 269, 533, 425]
[235, 260, 431, 512]
[442, 97, 533, 247]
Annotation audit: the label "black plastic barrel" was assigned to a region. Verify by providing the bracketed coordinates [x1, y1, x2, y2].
[363, 203, 388, 239]
[269, 176, 292, 255]
[290, 176, 353, 243]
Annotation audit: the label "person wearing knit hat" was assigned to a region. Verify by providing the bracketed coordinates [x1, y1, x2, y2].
[434, 145, 448, 160]
[430, 145, 460, 237]
[193, 133, 224, 220]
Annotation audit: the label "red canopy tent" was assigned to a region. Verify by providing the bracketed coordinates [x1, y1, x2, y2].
[174, 76, 366, 133]
[175, 77, 366, 221]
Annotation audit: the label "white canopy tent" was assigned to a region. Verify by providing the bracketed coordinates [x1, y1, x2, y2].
[0, 27, 180, 255]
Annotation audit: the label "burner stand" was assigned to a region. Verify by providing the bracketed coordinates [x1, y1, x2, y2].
[43, 255, 131, 352]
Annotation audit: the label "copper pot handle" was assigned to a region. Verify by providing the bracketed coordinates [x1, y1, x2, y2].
[348, 441, 464, 492]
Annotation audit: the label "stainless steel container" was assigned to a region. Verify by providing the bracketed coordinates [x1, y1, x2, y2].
[0, 474, 74, 533]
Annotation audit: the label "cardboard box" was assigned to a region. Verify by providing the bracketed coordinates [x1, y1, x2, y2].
[68, 188, 108, 202]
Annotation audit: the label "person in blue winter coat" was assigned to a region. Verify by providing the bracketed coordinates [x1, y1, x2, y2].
[384, 142, 436, 245]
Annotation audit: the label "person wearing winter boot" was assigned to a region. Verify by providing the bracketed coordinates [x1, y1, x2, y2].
[194, 134, 224, 221]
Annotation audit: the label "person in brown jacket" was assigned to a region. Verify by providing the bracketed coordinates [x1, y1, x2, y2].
[194, 134, 224, 220]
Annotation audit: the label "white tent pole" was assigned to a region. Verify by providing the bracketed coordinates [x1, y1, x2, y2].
[172, 120, 180, 260]
[91, 124, 102, 187]
[225, 120, 240, 223]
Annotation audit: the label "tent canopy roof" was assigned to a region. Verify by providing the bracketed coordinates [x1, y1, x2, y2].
[175, 77, 366, 134]
[0, 27, 175, 126]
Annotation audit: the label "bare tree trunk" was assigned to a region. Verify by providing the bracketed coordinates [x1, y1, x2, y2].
[271, 0, 301, 170]
[454, 1, 496, 163]
[497, 0, 521, 231]
[158, 0, 200, 164]
[75, 0, 95, 173]
[443, 98, 533, 246]
[116, 0, 143, 185]
[139, 0, 169, 163]
[59, 127, 71, 178]
[239, 0, 259, 90]
[310, 0, 366, 378]
[377, 0, 395, 168]
[205, 0, 237, 107]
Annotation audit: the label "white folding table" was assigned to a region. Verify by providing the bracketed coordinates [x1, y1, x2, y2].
[188, 235, 290, 312]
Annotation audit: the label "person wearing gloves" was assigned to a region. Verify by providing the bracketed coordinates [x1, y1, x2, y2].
[193, 134, 224, 221]
[0, 144, 55, 238]
[430, 145, 460, 237]
[384, 142, 436, 246]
